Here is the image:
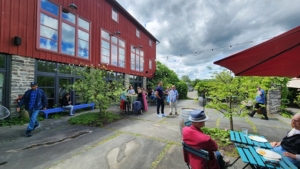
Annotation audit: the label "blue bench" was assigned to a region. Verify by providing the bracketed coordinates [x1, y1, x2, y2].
[40, 103, 95, 119]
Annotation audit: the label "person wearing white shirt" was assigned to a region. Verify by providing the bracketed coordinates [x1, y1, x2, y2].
[127, 85, 135, 95]
[168, 85, 179, 116]
[270, 113, 300, 167]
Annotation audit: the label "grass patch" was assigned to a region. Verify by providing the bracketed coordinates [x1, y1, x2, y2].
[68, 112, 122, 127]
[280, 112, 293, 119]
[202, 127, 238, 157]
[0, 116, 45, 126]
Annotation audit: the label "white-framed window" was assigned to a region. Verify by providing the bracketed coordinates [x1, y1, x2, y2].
[140, 51, 144, 72]
[149, 60, 152, 69]
[101, 30, 110, 64]
[131, 46, 135, 70]
[112, 8, 118, 22]
[78, 18, 90, 59]
[119, 40, 125, 67]
[136, 28, 140, 38]
[38, 0, 90, 59]
[130, 45, 144, 72]
[101, 29, 125, 67]
[149, 39, 152, 46]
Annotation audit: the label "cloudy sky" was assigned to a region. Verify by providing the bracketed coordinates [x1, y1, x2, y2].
[117, 0, 300, 80]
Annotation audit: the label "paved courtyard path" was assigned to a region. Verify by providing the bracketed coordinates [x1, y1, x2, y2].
[0, 91, 293, 169]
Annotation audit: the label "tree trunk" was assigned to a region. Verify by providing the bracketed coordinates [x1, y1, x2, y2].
[99, 108, 102, 117]
[230, 115, 233, 131]
[229, 96, 234, 130]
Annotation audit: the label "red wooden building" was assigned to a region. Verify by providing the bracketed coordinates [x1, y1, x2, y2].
[0, 0, 158, 112]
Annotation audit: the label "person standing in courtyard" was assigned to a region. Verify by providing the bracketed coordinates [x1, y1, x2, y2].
[156, 81, 165, 117]
[17, 82, 48, 137]
[248, 86, 269, 120]
[142, 87, 148, 111]
[169, 85, 179, 116]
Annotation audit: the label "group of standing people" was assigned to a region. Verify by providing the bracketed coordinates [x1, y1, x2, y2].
[122, 81, 179, 117]
[155, 81, 179, 117]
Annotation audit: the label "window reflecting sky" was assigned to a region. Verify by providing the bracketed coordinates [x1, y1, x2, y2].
[62, 13, 75, 24]
[41, 0, 58, 16]
[62, 23, 75, 55]
[111, 45, 118, 66]
[78, 18, 89, 31]
[131, 53, 135, 70]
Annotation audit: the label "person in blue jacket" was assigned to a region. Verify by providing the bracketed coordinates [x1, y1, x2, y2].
[248, 86, 268, 120]
[17, 82, 48, 137]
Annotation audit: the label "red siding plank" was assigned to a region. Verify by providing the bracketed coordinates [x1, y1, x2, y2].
[1, 0, 11, 53]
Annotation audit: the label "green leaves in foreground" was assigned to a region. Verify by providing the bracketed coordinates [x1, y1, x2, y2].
[202, 127, 231, 146]
[68, 112, 122, 127]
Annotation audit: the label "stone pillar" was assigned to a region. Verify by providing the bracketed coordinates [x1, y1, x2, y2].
[124, 74, 130, 88]
[10, 55, 35, 116]
[267, 88, 281, 114]
[143, 77, 147, 89]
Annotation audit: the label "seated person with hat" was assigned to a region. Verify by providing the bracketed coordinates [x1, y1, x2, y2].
[270, 113, 300, 168]
[182, 110, 229, 169]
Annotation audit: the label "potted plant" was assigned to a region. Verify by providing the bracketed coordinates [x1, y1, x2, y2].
[15, 95, 29, 119]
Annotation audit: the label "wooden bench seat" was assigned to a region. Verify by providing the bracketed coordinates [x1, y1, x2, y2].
[40, 103, 95, 119]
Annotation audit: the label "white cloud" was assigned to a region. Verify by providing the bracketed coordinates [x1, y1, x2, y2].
[117, 0, 300, 80]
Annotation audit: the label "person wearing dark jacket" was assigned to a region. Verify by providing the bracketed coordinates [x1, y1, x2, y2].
[270, 113, 300, 167]
[137, 87, 145, 110]
[17, 82, 47, 137]
[61, 93, 74, 116]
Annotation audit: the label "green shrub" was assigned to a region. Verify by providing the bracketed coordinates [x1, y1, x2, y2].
[68, 112, 122, 127]
[202, 127, 231, 146]
[280, 112, 293, 118]
[0, 116, 45, 126]
[176, 81, 188, 99]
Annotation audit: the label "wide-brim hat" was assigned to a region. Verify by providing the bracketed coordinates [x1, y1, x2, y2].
[188, 109, 209, 122]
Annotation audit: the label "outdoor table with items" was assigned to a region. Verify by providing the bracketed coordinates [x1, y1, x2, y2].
[230, 130, 297, 169]
[127, 94, 137, 104]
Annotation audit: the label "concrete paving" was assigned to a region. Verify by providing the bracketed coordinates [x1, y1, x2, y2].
[0, 91, 295, 169]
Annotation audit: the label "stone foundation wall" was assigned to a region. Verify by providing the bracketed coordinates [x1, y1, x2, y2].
[267, 89, 281, 114]
[124, 74, 130, 88]
[10, 55, 35, 115]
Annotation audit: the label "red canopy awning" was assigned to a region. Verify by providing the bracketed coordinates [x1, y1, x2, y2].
[214, 25, 300, 77]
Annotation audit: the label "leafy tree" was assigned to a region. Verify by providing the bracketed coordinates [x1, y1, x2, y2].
[70, 66, 124, 115]
[148, 61, 188, 98]
[195, 79, 215, 97]
[148, 61, 179, 88]
[176, 81, 188, 99]
[191, 79, 201, 87]
[181, 75, 191, 83]
[204, 69, 289, 130]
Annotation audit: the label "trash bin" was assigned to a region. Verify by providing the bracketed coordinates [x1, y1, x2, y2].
[179, 108, 196, 135]
[198, 96, 207, 107]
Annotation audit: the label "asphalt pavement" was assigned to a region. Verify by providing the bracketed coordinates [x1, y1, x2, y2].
[0, 91, 295, 169]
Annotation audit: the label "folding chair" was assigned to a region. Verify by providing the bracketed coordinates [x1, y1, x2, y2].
[0, 105, 11, 127]
[182, 141, 210, 169]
